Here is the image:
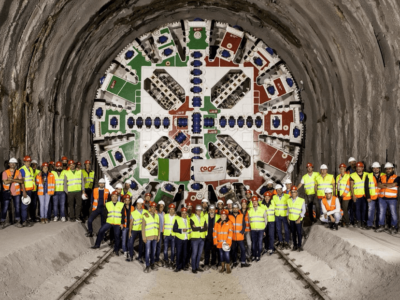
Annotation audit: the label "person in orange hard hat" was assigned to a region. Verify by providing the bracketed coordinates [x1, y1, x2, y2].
[213, 209, 233, 274]
[262, 191, 275, 255]
[173, 207, 191, 272]
[64, 160, 86, 222]
[248, 195, 268, 261]
[287, 186, 306, 252]
[36, 163, 56, 224]
[297, 163, 320, 224]
[241, 198, 252, 262]
[163, 203, 177, 269]
[142, 201, 160, 273]
[121, 194, 134, 259]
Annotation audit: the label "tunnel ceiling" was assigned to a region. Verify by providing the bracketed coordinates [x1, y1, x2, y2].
[1, 0, 400, 175]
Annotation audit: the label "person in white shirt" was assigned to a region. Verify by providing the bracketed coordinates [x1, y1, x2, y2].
[320, 188, 342, 230]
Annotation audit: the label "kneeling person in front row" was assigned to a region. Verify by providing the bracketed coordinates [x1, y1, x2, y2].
[320, 188, 341, 230]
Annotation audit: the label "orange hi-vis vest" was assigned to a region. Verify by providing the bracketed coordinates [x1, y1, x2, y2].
[243, 210, 250, 232]
[322, 196, 343, 215]
[228, 212, 245, 241]
[36, 173, 55, 196]
[213, 220, 233, 248]
[122, 206, 135, 228]
[92, 188, 110, 211]
[3, 169, 21, 195]
[379, 175, 398, 199]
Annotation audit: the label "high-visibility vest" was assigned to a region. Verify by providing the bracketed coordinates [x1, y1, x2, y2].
[302, 172, 320, 195]
[201, 210, 208, 219]
[228, 213, 245, 241]
[51, 170, 66, 192]
[65, 170, 83, 192]
[122, 206, 135, 228]
[213, 220, 233, 248]
[205, 214, 220, 237]
[287, 197, 305, 221]
[121, 189, 133, 197]
[164, 214, 176, 237]
[264, 202, 275, 222]
[32, 169, 40, 192]
[175, 217, 192, 240]
[336, 174, 351, 200]
[131, 209, 148, 231]
[92, 188, 110, 210]
[248, 207, 266, 230]
[3, 169, 21, 195]
[379, 174, 398, 199]
[321, 196, 343, 215]
[105, 201, 124, 225]
[143, 213, 159, 237]
[350, 172, 368, 198]
[190, 214, 207, 239]
[272, 194, 290, 217]
[242, 211, 250, 232]
[247, 200, 263, 208]
[19, 165, 35, 191]
[315, 174, 334, 198]
[82, 170, 95, 189]
[36, 173, 55, 196]
[367, 173, 385, 200]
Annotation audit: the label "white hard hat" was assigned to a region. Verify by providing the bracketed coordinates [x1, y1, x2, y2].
[324, 188, 333, 194]
[9, 158, 18, 163]
[32, 160, 38, 164]
[267, 179, 274, 184]
[226, 200, 233, 204]
[115, 183, 123, 189]
[125, 180, 132, 185]
[275, 184, 283, 189]
[348, 157, 356, 163]
[209, 204, 216, 209]
[385, 162, 394, 169]
[371, 162, 381, 168]
[137, 198, 144, 203]
[285, 179, 292, 184]
[159, 200, 165, 205]
[196, 205, 202, 210]
[217, 199, 224, 204]
[98, 178, 106, 183]
[82, 193, 88, 200]
[201, 199, 209, 203]
[320, 164, 328, 170]
[233, 203, 239, 208]
[21, 195, 31, 205]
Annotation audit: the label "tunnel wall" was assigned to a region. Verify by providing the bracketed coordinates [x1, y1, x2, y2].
[1, 0, 399, 176]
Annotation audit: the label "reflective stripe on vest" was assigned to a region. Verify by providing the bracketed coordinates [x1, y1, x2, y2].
[163, 214, 176, 237]
[36, 173, 56, 196]
[19, 166, 34, 190]
[368, 173, 383, 200]
[350, 172, 368, 198]
[3, 169, 21, 195]
[316, 174, 334, 197]
[190, 215, 206, 239]
[65, 170, 83, 192]
[83, 170, 95, 189]
[248, 207, 266, 230]
[272, 194, 289, 217]
[336, 174, 351, 200]
[322, 196, 337, 211]
[302, 172, 319, 195]
[33, 169, 40, 191]
[51, 171, 66, 192]
[106, 201, 124, 225]
[131, 209, 147, 231]
[212, 221, 233, 248]
[175, 217, 192, 240]
[265, 203, 275, 222]
[92, 188, 110, 210]
[379, 175, 398, 199]
[287, 197, 305, 221]
[228, 213, 245, 241]
[143, 213, 159, 237]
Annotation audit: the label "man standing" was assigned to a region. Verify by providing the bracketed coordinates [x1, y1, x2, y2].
[336, 163, 352, 227]
[155, 201, 165, 267]
[190, 205, 207, 273]
[287, 186, 306, 251]
[226, 200, 233, 214]
[82, 160, 95, 220]
[52, 162, 67, 222]
[86, 178, 109, 237]
[377, 162, 399, 234]
[315, 164, 335, 221]
[320, 188, 342, 230]
[173, 207, 191, 272]
[248, 195, 268, 261]
[203, 204, 219, 270]
[64, 160, 86, 222]
[297, 163, 320, 224]
[350, 162, 368, 228]
[142, 201, 160, 273]
[241, 199, 252, 261]
[229, 203, 251, 268]
[365, 162, 384, 230]
[121, 194, 134, 258]
[262, 192, 275, 255]
[30, 159, 40, 223]
[201, 199, 209, 218]
[163, 203, 177, 269]
[144, 192, 152, 209]
[121, 180, 133, 198]
[127, 198, 146, 263]
[347, 157, 357, 174]
[216, 200, 224, 215]
[272, 185, 290, 250]
[19, 156, 35, 227]
[91, 191, 123, 255]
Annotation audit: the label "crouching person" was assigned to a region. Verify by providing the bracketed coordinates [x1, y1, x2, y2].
[320, 188, 342, 230]
[213, 209, 233, 274]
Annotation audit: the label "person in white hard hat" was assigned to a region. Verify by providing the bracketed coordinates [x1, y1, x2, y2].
[365, 162, 384, 230]
[377, 162, 399, 234]
[272, 184, 290, 250]
[1, 158, 25, 228]
[320, 188, 341, 230]
[226, 199, 234, 214]
[115, 183, 123, 202]
[190, 205, 207, 273]
[86, 178, 110, 237]
[347, 157, 357, 174]
[121, 180, 133, 198]
[201, 198, 209, 218]
[315, 164, 335, 222]
[155, 200, 166, 267]
[127, 198, 146, 263]
[284, 179, 293, 196]
[216, 199, 224, 215]
[203, 204, 220, 270]
[30, 159, 40, 223]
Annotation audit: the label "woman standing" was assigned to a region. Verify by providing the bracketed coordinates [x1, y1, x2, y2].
[155, 201, 165, 267]
[36, 163, 55, 223]
[213, 209, 233, 274]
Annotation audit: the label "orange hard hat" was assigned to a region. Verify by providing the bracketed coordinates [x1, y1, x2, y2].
[187, 202, 193, 207]
[55, 161, 62, 167]
[123, 194, 131, 199]
[145, 193, 151, 197]
[221, 209, 229, 215]
[169, 203, 176, 209]
[23, 156, 32, 162]
[356, 162, 364, 167]
[84, 160, 91, 164]
[76, 161, 82, 166]
[291, 186, 298, 191]
[42, 162, 49, 167]
[251, 195, 258, 202]
[111, 191, 118, 195]
[263, 191, 273, 197]
[339, 163, 346, 168]
[306, 163, 313, 168]
[241, 199, 247, 203]
[150, 201, 156, 207]
[181, 207, 188, 212]
[49, 161, 55, 165]
[61, 156, 68, 161]
[245, 190, 252, 194]
[68, 160, 75, 165]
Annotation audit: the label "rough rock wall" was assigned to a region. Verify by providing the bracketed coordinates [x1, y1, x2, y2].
[1, 0, 399, 177]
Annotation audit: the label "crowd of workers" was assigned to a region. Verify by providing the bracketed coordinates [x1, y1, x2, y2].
[1, 155, 399, 274]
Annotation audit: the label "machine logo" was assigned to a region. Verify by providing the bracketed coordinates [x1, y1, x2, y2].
[200, 166, 223, 173]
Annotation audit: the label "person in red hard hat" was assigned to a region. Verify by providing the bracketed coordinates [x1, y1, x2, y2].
[163, 203, 177, 269]
[36, 163, 56, 224]
[64, 160, 86, 222]
[262, 191, 275, 255]
[142, 201, 160, 273]
[287, 186, 306, 252]
[240, 198, 252, 262]
[297, 163, 320, 224]
[247, 195, 268, 262]
[336, 163, 352, 228]
[172, 207, 191, 272]
[51, 162, 67, 222]
[213, 209, 233, 274]
[350, 162, 368, 228]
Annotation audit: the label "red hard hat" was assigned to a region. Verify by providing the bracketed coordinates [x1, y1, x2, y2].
[23, 156, 32, 162]
[150, 201, 156, 207]
[221, 209, 229, 215]
[42, 162, 49, 167]
[245, 190, 252, 194]
[123, 194, 131, 199]
[263, 191, 273, 197]
[306, 163, 313, 168]
[68, 160, 75, 165]
[356, 162, 364, 167]
[339, 163, 346, 168]
[145, 193, 151, 197]
[111, 191, 118, 195]
[187, 202, 193, 207]
[181, 207, 188, 212]
[291, 186, 298, 191]
[49, 161, 55, 165]
[55, 161, 62, 167]
[169, 203, 176, 209]
[251, 195, 258, 202]
[76, 161, 82, 166]
[84, 160, 90, 164]
[61, 156, 68, 161]
[241, 199, 247, 203]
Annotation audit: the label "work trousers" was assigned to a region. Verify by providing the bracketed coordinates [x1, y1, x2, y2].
[354, 196, 367, 223]
[367, 200, 379, 227]
[29, 191, 38, 220]
[82, 188, 92, 219]
[264, 221, 275, 251]
[289, 220, 303, 248]
[218, 248, 230, 263]
[340, 198, 351, 225]
[163, 235, 175, 261]
[175, 238, 189, 271]
[52, 192, 66, 218]
[38, 194, 51, 219]
[276, 216, 290, 243]
[67, 191, 82, 219]
[191, 239, 205, 270]
[87, 207, 106, 233]
[251, 230, 264, 258]
[1, 195, 21, 222]
[204, 238, 218, 266]
[379, 198, 398, 227]
[145, 239, 157, 267]
[305, 194, 317, 222]
[320, 212, 341, 224]
[95, 223, 121, 252]
[231, 240, 246, 264]
[121, 227, 129, 252]
[155, 235, 163, 262]
[128, 230, 144, 259]
[244, 231, 252, 258]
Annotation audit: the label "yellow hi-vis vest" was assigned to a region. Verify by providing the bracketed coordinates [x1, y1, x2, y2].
[65, 170, 83, 192]
[131, 209, 147, 231]
[336, 173, 351, 200]
[121, 189, 133, 197]
[32, 169, 40, 192]
[190, 214, 206, 239]
[51, 170, 66, 192]
[205, 214, 220, 226]
[315, 174, 334, 198]
[302, 172, 320, 195]
[287, 197, 305, 221]
[19, 165, 35, 191]
[350, 172, 368, 198]
[163, 214, 176, 237]
[264, 202, 276, 222]
[105, 201, 124, 225]
[143, 213, 159, 237]
[272, 194, 290, 217]
[248, 207, 266, 230]
[175, 217, 192, 240]
[368, 173, 385, 200]
[83, 170, 95, 189]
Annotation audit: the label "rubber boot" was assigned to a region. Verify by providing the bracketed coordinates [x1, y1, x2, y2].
[219, 262, 225, 273]
[226, 263, 231, 274]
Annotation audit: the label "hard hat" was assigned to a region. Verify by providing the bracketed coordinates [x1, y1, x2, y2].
[84, 160, 91, 164]
[251, 195, 258, 202]
[285, 179, 292, 184]
[98, 178, 106, 183]
[226, 199, 233, 204]
[187, 202, 193, 207]
[23, 156, 32, 162]
[21, 195, 31, 205]
[275, 184, 283, 189]
[49, 161, 55, 165]
[291, 186, 298, 191]
[385, 162, 394, 169]
[32, 160, 38, 164]
[222, 242, 231, 252]
[267, 180, 274, 185]
[324, 188, 333, 194]
[339, 163, 346, 168]
[320, 164, 328, 170]
[159, 200, 165, 206]
[221, 209, 229, 215]
[125, 180, 132, 185]
[201, 199, 209, 203]
[145, 193, 152, 197]
[181, 207, 188, 212]
[356, 162, 364, 168]
[76, 161, 82, 166]
[168, 203, 176, 209]
[196, 205, 202, 210]
[306, 163, 313, 168]
[217, 199, 224, 204]
[245, 190, 252, 194]
[82, 193, 88, 200]
[263, 191, 272, 197]
[115, 183, 123, 189]
[372, 162, 381, 168]
[233, 203, 239, 208]
[150, 201, 157, 207]
[111, 191, 118, 195]
[55, 161, 62, 167]
[241, 199, 248, 203]
[42, 162, 49, 167]
[123, 194, 131, 199]
[68, 160, 75, 165]
[9, 158, 18, 163]
[348, 157, 356, 163]
[61, 156, 68, 161]
[137, 198, 144, 204]
[209, 204, 216, 209]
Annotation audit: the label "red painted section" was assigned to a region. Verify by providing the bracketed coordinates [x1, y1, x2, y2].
[243, 61, 271, 106]
[205, 56, 219, 66]
[263, 110, 294, 135]
[220, 59, 238, 67]
[274, 78, 287, 96]
[257, 51, 271, 70]
[169, 96, 194, 115]
[258, 142, 292, 172]
[220, 33, 242, 54]
[169, 130, 191, 147]
[243, 163, 265, 192]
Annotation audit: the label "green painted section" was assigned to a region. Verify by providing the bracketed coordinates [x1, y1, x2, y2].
[187, 27, 208, 49]
[157, 158, 169, 181]
[200, 96, 220, 113]
[156, 53, 188, 67]
[176, 55, 189, 67]
[101, 110, 127, 134]
[158, 39, 175, 50]
[118, 82, 140, 103]
[106, 75, 125, 94]
[154, 189, 173, 203]
[160, 27, 170, 34]
[126, 47, 152, 81]
[173, 181, 190, 190]
[132, 103, 141, 115]
[204, 131, 220, 159]
[107, 150, 117, 167]
[120, 140, 136, 161]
